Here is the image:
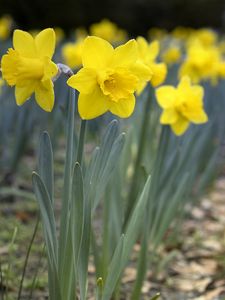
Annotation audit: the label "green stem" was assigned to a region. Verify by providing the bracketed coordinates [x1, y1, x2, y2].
[130, 232, 148, 300]
[76, 120, 87, 165]
[59, 88, 76, 259]
[58, 88, 76, 300]
[124, 87, 153, 227]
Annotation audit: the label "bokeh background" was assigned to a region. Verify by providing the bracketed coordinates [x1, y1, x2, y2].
[1, 0, 225, 35]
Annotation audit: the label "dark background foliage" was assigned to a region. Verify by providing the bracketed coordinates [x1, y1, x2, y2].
[1, 0, 225, 35]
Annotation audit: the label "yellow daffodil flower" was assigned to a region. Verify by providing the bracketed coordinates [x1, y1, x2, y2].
[156, 76, 208, 136]
[1, 28, 58, 111]
[67, 36, 151, 119]
[90, 19, 127, 43]
[136, 37, 167, 94]
[171, 26, 193, 41]
[62, 39, 84, 69]
[0, 15, 12, 40]
[187, 28, 217, 47]
[179, 41, 225, 84]
[162, 45, 181, 65]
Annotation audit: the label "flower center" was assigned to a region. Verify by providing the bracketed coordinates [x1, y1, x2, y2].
[98, 68, 138, 102]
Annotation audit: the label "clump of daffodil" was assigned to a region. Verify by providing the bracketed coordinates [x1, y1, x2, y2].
[179, 41, 225, 84]
[162, 45, 181, 65]
[0, 15, 13, 40]
[90, 19, 127, 43]
[171, 26, 193, 41]
[1, 28, 58, 111]
[67, 36, 151, 119]
[156, 76, 208, 135]
[136, 36, 167, 94]
[62, 39, 84, 69]
[187, 28, 218, 48]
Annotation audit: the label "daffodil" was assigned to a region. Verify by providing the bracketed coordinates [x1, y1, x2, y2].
[67, 36, 151, 119]
[156, 76, 208, 135]
[162, 45, 181, 65]
[90, 19, 127, 43]
[179, 41, 225, 84]
[187, 28, 217, 47]
[171, 26, 193, 41]
[1, 28, 58, 111]
[136, 37, 167, 94]
[0, 15, 12, 40]
[62, 39, 84, 69]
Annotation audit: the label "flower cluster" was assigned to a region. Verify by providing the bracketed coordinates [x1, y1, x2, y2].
[1, 25, 211, 136]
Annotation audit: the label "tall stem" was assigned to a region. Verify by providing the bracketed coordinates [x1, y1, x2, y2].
[124, 87, 153, 227]
[76, 120, 87, 165]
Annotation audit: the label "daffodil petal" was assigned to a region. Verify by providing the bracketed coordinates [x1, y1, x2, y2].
[136, 37, 149, 56]
[35, 28, 56, 58]
[35, 80, 54, 112]
[67, 68, 97, 94]
[130, 61, 153, 82]
[178, 76, 191, 90]
[43, 57, 58, 81]
[192, 85, 204, 103]
[187, 109, 208, 123]
[148, 40, 160, 60]
[156, 86, 176, 109]
[109, 94, 135, 118]
[78, 87, 109, 119]
[13, 30, 37, 58]
[171, 118, 190, 136]
[15, 81, 36, 105]
[160, 109, 178, 124]
[111, 39, 137, 67]
[82, 36, 113, 69]
[150, 63, 167, 87]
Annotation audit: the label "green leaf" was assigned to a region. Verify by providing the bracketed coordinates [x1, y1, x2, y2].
[102, 175, 151, 300]
[38, 131, 54, 203]
[71, 162, 84, 265]
[85, 120, 125, 210]
[102, 235, 124, 300]
[32, 172, 61, 300]
[32, 172, 57, 262]
[94, 133, 125, 208]
[77, 169, 92, 300]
